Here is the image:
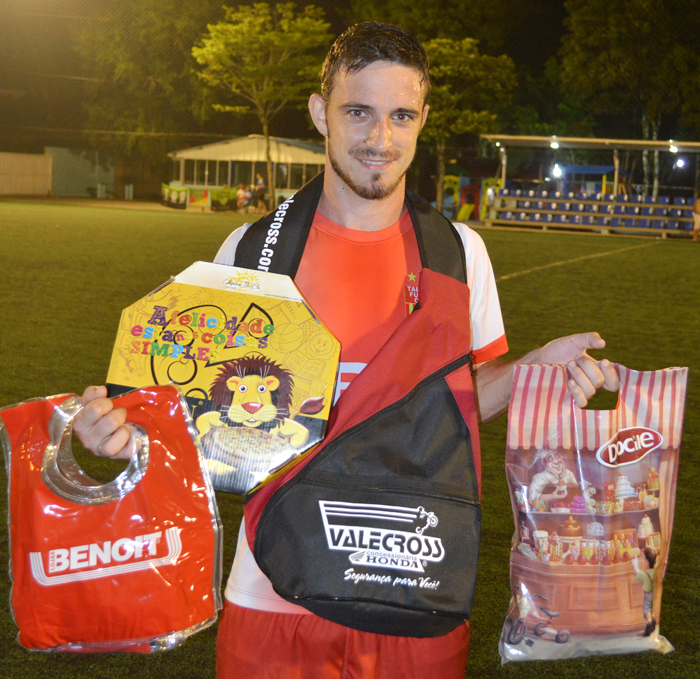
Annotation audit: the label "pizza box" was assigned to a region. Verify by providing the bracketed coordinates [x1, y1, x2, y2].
[106, 261, 340, 493]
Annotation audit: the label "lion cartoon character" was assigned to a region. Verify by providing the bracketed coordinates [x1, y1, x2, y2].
[196, 355, 324, 492]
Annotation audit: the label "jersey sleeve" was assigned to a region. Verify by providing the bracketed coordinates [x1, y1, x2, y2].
[452, 222, 508, 364]
[213, 223, 252, 265]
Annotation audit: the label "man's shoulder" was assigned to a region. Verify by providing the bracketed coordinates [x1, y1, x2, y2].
[450, 221, 493, 274]
[214, 222, 253, 266]
[450, 221, 487, 251]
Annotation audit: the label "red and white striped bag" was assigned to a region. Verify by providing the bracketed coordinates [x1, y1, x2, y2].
[500, 364, 687, 662]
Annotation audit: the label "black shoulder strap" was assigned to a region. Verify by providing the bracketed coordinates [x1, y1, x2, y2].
[405, 189, 467, 283]
[234, 171, 466, 283]
[233, 172, 324, 277]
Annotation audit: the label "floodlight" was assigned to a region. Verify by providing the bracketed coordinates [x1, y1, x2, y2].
[675, 158, 686, 169]
[550, 141, 560, 149]
[552, 163, 562, 178]
[669, 143, 678, 153]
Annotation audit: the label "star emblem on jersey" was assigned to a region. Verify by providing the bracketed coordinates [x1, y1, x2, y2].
[404, 276, 419, 315]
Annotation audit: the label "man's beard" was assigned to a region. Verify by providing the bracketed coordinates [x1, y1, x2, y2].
[327, 143, 408, 200]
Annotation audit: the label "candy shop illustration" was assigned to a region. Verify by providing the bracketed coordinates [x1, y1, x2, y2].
[506, 443, 668, 640]
[499, 364, 687, 659]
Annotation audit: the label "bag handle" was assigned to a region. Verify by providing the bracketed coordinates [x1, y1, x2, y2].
[42, 396, 150, 505]
[509, 363, 688, 454]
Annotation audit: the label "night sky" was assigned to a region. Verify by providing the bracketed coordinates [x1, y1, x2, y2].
[0, 0, 568, 153]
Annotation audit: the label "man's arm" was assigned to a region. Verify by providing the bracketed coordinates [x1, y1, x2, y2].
[473, 331, 619, 422]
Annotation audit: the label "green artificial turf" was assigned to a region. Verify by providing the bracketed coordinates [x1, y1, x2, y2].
[0, 200, 697, 678]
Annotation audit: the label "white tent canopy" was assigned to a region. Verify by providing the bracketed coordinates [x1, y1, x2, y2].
[169, 134, 326, 200]
[169, 134, 326, 164]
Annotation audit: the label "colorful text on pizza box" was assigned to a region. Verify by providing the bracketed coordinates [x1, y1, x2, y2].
[106, 261, 340, 494]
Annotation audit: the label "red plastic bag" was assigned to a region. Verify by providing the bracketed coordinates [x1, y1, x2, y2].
[0, 385, 222, 652]
[500, 364, 687, 662]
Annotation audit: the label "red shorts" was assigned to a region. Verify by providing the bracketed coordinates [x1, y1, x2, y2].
[216, 601, 469, 679]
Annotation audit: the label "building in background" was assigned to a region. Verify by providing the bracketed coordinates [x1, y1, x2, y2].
[0, 151, 52, 196]
[168, 134, 325, 207]
[45, 148, 116, 198]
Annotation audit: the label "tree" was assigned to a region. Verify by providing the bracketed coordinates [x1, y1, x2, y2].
[73, 0, 227, 196]
[192, 3, 333, 203]
[421, 39, 515, 212]
[345, 0, 567, 76]
[510, 59, 596, 139]
[345, 0, 512, 52]
[559, 0, 700, 196]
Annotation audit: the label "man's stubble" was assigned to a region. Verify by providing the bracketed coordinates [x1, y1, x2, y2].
[326, 136, 410, 201]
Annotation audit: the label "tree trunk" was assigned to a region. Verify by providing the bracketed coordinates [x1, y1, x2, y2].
[652, 117, 660, 202]
[263, 118, 273, 209]
[435, 139, 446, 214]
[642, 115, 651, 196]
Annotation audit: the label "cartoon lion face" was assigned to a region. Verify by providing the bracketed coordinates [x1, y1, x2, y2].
[209, 355, 294, 432]
[226, 373, 280, 428]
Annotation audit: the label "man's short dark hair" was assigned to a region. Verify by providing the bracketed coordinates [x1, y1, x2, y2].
[320, 22, 430, 103]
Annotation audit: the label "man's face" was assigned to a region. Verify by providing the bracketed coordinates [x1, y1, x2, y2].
[311, 61, 428, 201]
[543, 452, 565, 476]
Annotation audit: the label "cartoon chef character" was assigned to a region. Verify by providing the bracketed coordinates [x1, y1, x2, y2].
[528, 449, 579, 504]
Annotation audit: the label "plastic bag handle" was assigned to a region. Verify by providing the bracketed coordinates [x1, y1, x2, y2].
[42, 396, 150, 505]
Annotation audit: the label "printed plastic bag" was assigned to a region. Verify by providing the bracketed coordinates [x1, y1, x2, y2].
[0, 385, 222, 652]
[500, 364, 687, 662]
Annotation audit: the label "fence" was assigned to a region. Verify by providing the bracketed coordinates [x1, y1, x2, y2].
[0, 152, 52, 196]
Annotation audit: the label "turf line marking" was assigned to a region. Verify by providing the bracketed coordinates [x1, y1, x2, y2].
[496, 241, 659, 282]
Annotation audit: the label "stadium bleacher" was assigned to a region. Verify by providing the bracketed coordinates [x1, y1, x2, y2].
[490, 189, 695, 235]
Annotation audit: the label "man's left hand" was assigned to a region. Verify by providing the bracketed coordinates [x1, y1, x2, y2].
[533, 332, 619, 408]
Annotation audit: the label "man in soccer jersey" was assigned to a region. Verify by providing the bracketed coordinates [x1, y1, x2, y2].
[76, 22, 618, 678]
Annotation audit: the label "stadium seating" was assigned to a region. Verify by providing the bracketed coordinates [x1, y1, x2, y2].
[487, 191, 693, 236]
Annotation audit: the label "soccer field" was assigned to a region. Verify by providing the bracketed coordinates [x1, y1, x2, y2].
[0, 200, 697, 678]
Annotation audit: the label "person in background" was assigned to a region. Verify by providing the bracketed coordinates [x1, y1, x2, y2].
[243, 185, 254, 212]
[255, 173, 267, 210]
[236, 183, 247, 213]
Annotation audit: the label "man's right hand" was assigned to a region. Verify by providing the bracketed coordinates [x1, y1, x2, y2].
[73, 385, 134, 460]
